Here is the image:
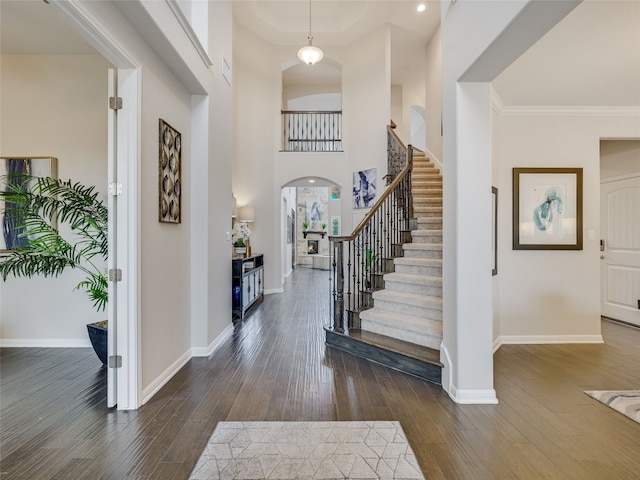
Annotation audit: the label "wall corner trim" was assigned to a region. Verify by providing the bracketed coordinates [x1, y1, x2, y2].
[448, 387, 499, 405]
[192, 324, 234, 358]
[142, 349, 191, 405]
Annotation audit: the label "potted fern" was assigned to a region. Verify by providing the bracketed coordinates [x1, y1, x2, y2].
[0, 174, 109, 364]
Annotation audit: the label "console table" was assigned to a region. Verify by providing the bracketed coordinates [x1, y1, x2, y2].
[232, 254, 264, 320]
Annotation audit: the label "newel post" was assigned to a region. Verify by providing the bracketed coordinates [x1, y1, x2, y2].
[332, 238, 345, 332]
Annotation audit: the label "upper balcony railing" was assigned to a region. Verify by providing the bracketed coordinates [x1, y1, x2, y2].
[281, 110, 343, 152]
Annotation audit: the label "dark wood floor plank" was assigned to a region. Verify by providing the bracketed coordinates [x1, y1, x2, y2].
[3, 270, 640, 479]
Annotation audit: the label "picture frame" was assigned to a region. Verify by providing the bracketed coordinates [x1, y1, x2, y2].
[1, 156, 58, 252]
[512, 167, 583, 250]
[159, 119, 182, 224]
[492, 186, 498, 276]
[352, 168, 376, 209]
[331, 215, 341, 236]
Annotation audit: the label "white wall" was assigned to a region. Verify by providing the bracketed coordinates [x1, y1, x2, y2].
[41, 0, 235, 404]
[391, 85, 404, 139]
[287, 93, 341, 111]
[235, 22, 391, 293]
[496, 112, 640, 341]
[600, 140, 640, 179]
[233, 22, 282, 293]
[281, 187, 295, 276]
[440, 0, 579, 403]
[206, 0, 234, 348]
[138, 53, 193, 391]
[120, 0, 234, 393]
[0, 54, 111, 345]
[424, 26, 442, 162]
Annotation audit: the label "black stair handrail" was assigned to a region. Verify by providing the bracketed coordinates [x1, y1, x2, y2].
[329, 126, 414, 332]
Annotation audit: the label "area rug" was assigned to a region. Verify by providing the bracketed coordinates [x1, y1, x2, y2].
[584, 390, 640, 424]
[189, 421, 425, 480]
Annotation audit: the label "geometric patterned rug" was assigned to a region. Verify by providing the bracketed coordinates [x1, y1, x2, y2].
[584, 390, 640, 424]
[189, 421, 425, 479]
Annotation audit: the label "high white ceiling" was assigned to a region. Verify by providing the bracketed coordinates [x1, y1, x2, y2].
[1, 0, 638, 107]
[493, 0, 640, 107]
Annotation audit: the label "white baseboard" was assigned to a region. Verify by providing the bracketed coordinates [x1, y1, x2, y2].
[265, 288, 283, 295]
[442, 343, 499, 405]
[142, 349, 191, 405]
[496, 334, 604, 348]
[143, 324, 236, 404]
[448, 386, 499, 404]
[191, 324, 234, 357]
[493, 336, 502, 353]
[440, 343, 452, 396]
[0, 338, 91, 348]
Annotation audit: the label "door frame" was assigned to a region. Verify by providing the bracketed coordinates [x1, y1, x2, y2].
[54, 0, 141, 409]
[600, 172, 640, 326]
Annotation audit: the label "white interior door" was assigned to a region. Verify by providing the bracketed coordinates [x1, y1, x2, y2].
[107, 69, 118, 407]
[601, 175, 640, 325]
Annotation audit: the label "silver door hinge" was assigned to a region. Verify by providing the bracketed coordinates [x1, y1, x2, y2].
[109, 96, 123, 110]
[109, 268, 122, 282]
[109, 183, 123, 196]
[108, 355, 122, 368]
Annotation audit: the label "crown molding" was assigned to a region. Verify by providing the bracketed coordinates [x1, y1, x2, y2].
[488, 89, 640, 116]
[500, 105, 640, 117]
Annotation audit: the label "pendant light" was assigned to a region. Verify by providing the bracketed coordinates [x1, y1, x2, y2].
[297, 0, 323, 65]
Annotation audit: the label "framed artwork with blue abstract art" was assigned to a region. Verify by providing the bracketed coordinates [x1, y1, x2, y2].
[1, 157, 58, 252]
[512, 167, 583, 250]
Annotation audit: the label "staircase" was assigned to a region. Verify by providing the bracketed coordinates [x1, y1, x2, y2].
[360, 152, 443, 349]
[325, 143, 443, 385]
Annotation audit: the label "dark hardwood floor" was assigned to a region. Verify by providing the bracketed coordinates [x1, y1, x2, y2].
[2, 267, 640, 479]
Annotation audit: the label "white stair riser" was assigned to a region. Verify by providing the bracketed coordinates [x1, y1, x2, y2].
[373, 298, 442, 319]
[413, 172, 440, 178]
[413, 189, 443, 196]
[412, 233, 443, 243]
[394, 263, 442, 275]
[413, 208, 442, 217]
[361, 320, 442, 349]
[414, 200, 443, 207]
[402, 248, 442, 259]
[414, 221, 442, 227]
[383, 280, 442, 296]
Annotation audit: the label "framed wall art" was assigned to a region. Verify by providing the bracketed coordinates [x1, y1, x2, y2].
[159, 119, 182, 223]
[1, 156, 58, 251]
[512, 167, 583, 250]
[353, 168, 376, 208]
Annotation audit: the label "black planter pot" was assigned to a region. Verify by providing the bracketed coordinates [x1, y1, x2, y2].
[87, 321, 108, 366]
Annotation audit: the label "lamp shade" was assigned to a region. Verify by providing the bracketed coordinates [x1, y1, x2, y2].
[298, 44, 323, 65]
[232, 193, 237, 218]
[238, 206, 255, 223]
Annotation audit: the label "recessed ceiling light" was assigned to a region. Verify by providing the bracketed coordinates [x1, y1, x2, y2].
[309, 179, 315, 183]
[417, 4, 426, 12]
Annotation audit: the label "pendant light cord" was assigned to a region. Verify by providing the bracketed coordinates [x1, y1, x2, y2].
[308, 0, 313, 39]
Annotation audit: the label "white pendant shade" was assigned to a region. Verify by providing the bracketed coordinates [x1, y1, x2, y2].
[298, 44, 323, 65]
[298, 0, 323, 66]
